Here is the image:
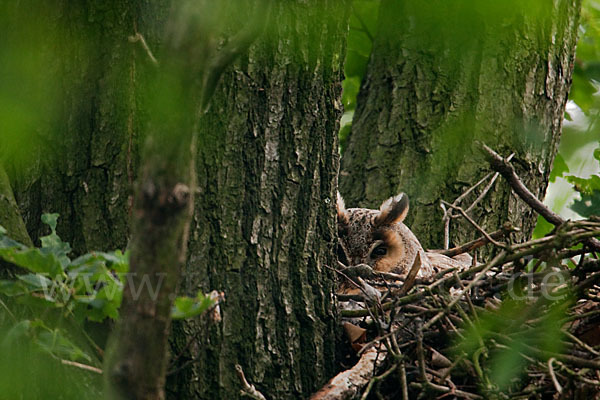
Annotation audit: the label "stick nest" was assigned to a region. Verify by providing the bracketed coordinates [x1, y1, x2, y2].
[322, 146, 600, 400]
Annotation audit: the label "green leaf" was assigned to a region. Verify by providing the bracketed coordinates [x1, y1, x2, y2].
[569, 64, 597, 113]
[566, 174, 600, 195]
[0, 233, 26, 250]
[594, 147, 600, 162]
[171, 291, 215, 320]
[77, 278, 123, 322]
[351, 0, 380, 37]
[2, 320, 32, 347]
[456, 295, 569, 391]
[342, 76, 361, 111]
[97, 250, 129, 273]
[39, 213, 71, 267]
[0, 247, 63, 276]
[489, 340, 526, 390]
[344, 50, 369, 80]
[17, 273, 53, 290]
[0, 280, 27, 296]
[346, 29, 372, 57]
[570, 190, 600, 218]
[532, 215, 555, 239]
[41, 213, 59, 233]
[70, 250, 129, 275]
[35, 329, 91, 362]
[17, 292, 61, 308]
[549, 153, 569, 182]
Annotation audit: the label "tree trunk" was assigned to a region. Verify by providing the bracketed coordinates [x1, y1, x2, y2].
[340, 0, 581, 250]
[3, 1, 348, 397]
[3, 0, 166, 254]
[168, 2, 349, 399]
[0, 164, 31, 247]
[0, 164, 32, 279]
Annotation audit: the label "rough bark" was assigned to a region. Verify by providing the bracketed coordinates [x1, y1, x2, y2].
[340, 1, 581, 250]
[102, 1, 220, 398]
[167, 2, 349, 399]
[4, 0, 163, 253]
[102, 116, 194, 400]
[0, 164, 32, 279]
[0, 164, 32, 247]
[3, 1, 348, 398]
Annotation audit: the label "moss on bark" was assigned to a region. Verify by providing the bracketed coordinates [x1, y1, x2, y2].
[340, 0, 581, 250]
[168, 2, 350, 399]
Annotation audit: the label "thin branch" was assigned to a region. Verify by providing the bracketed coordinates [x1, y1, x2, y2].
[360, 364, 397, 400]
[310, 346, 386, 400]
[423, 251, 506, 331]
[434, 224, 518, 257]
[61, 359, 103, 374]
[396, 252, 422, 296]
[481, 143, 600, 252]
[236, 364, 267, 400]
[547, 357, 563, 394]
[441, 200, 506, 248]
[128, 32, 158, 65]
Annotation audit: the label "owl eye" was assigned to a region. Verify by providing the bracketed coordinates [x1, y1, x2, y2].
[371, 245, 387, 258]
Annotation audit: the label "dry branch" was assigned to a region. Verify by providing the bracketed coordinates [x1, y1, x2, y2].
[481, 143, 600, 252]
[310, 346, 386, 400]
[325, 145, 600, 399]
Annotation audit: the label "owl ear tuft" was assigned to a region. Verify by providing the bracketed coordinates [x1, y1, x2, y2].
[374, 193, 409, 226]
[336, 192, 350, 226]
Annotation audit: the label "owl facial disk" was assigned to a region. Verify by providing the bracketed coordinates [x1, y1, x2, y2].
[367, 240, 387, 259]
[371, 230, 405, 272]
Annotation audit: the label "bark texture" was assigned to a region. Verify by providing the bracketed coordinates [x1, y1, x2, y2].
[103, 1, 216, 398]
[0, 164, 32, 247]
[103, 121, 195, 400]
[0, 164, 32, 279]
[168, 2, 349, 399]
[340, 1, 581, 250]
[4, 1, 348, 398]
[4, 0, 165, 253]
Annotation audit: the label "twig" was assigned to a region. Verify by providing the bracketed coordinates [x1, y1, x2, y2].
[494, 332, 600, 370]
[440, 158, 512, 250]
[481, 143, 600, 252]
[423, 251, 507, 331]
[556, 360, 600, 386]
[360, 364, 397, 400]
[564, 329, 600, 356]
[128, 32, 158, 65]
[398, 359, 409, 400]
[435, 223, 518, 257]
[441, 202, 451, 250]
[0, 297, 16, 322]
[396, 253, 422, 296]
[236, 364, 267, 400]
[327, 264, 378, 300]
[547, 357, 563, 394]
[441, 200, 505, 248]
[61, 359, 103, 374]
[310, 346, 386, 400]
[336, 165, 600, 398]
[452, 272, 479, 324]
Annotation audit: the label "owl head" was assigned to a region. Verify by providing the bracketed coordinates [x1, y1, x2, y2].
[336, 192, 433, 277]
